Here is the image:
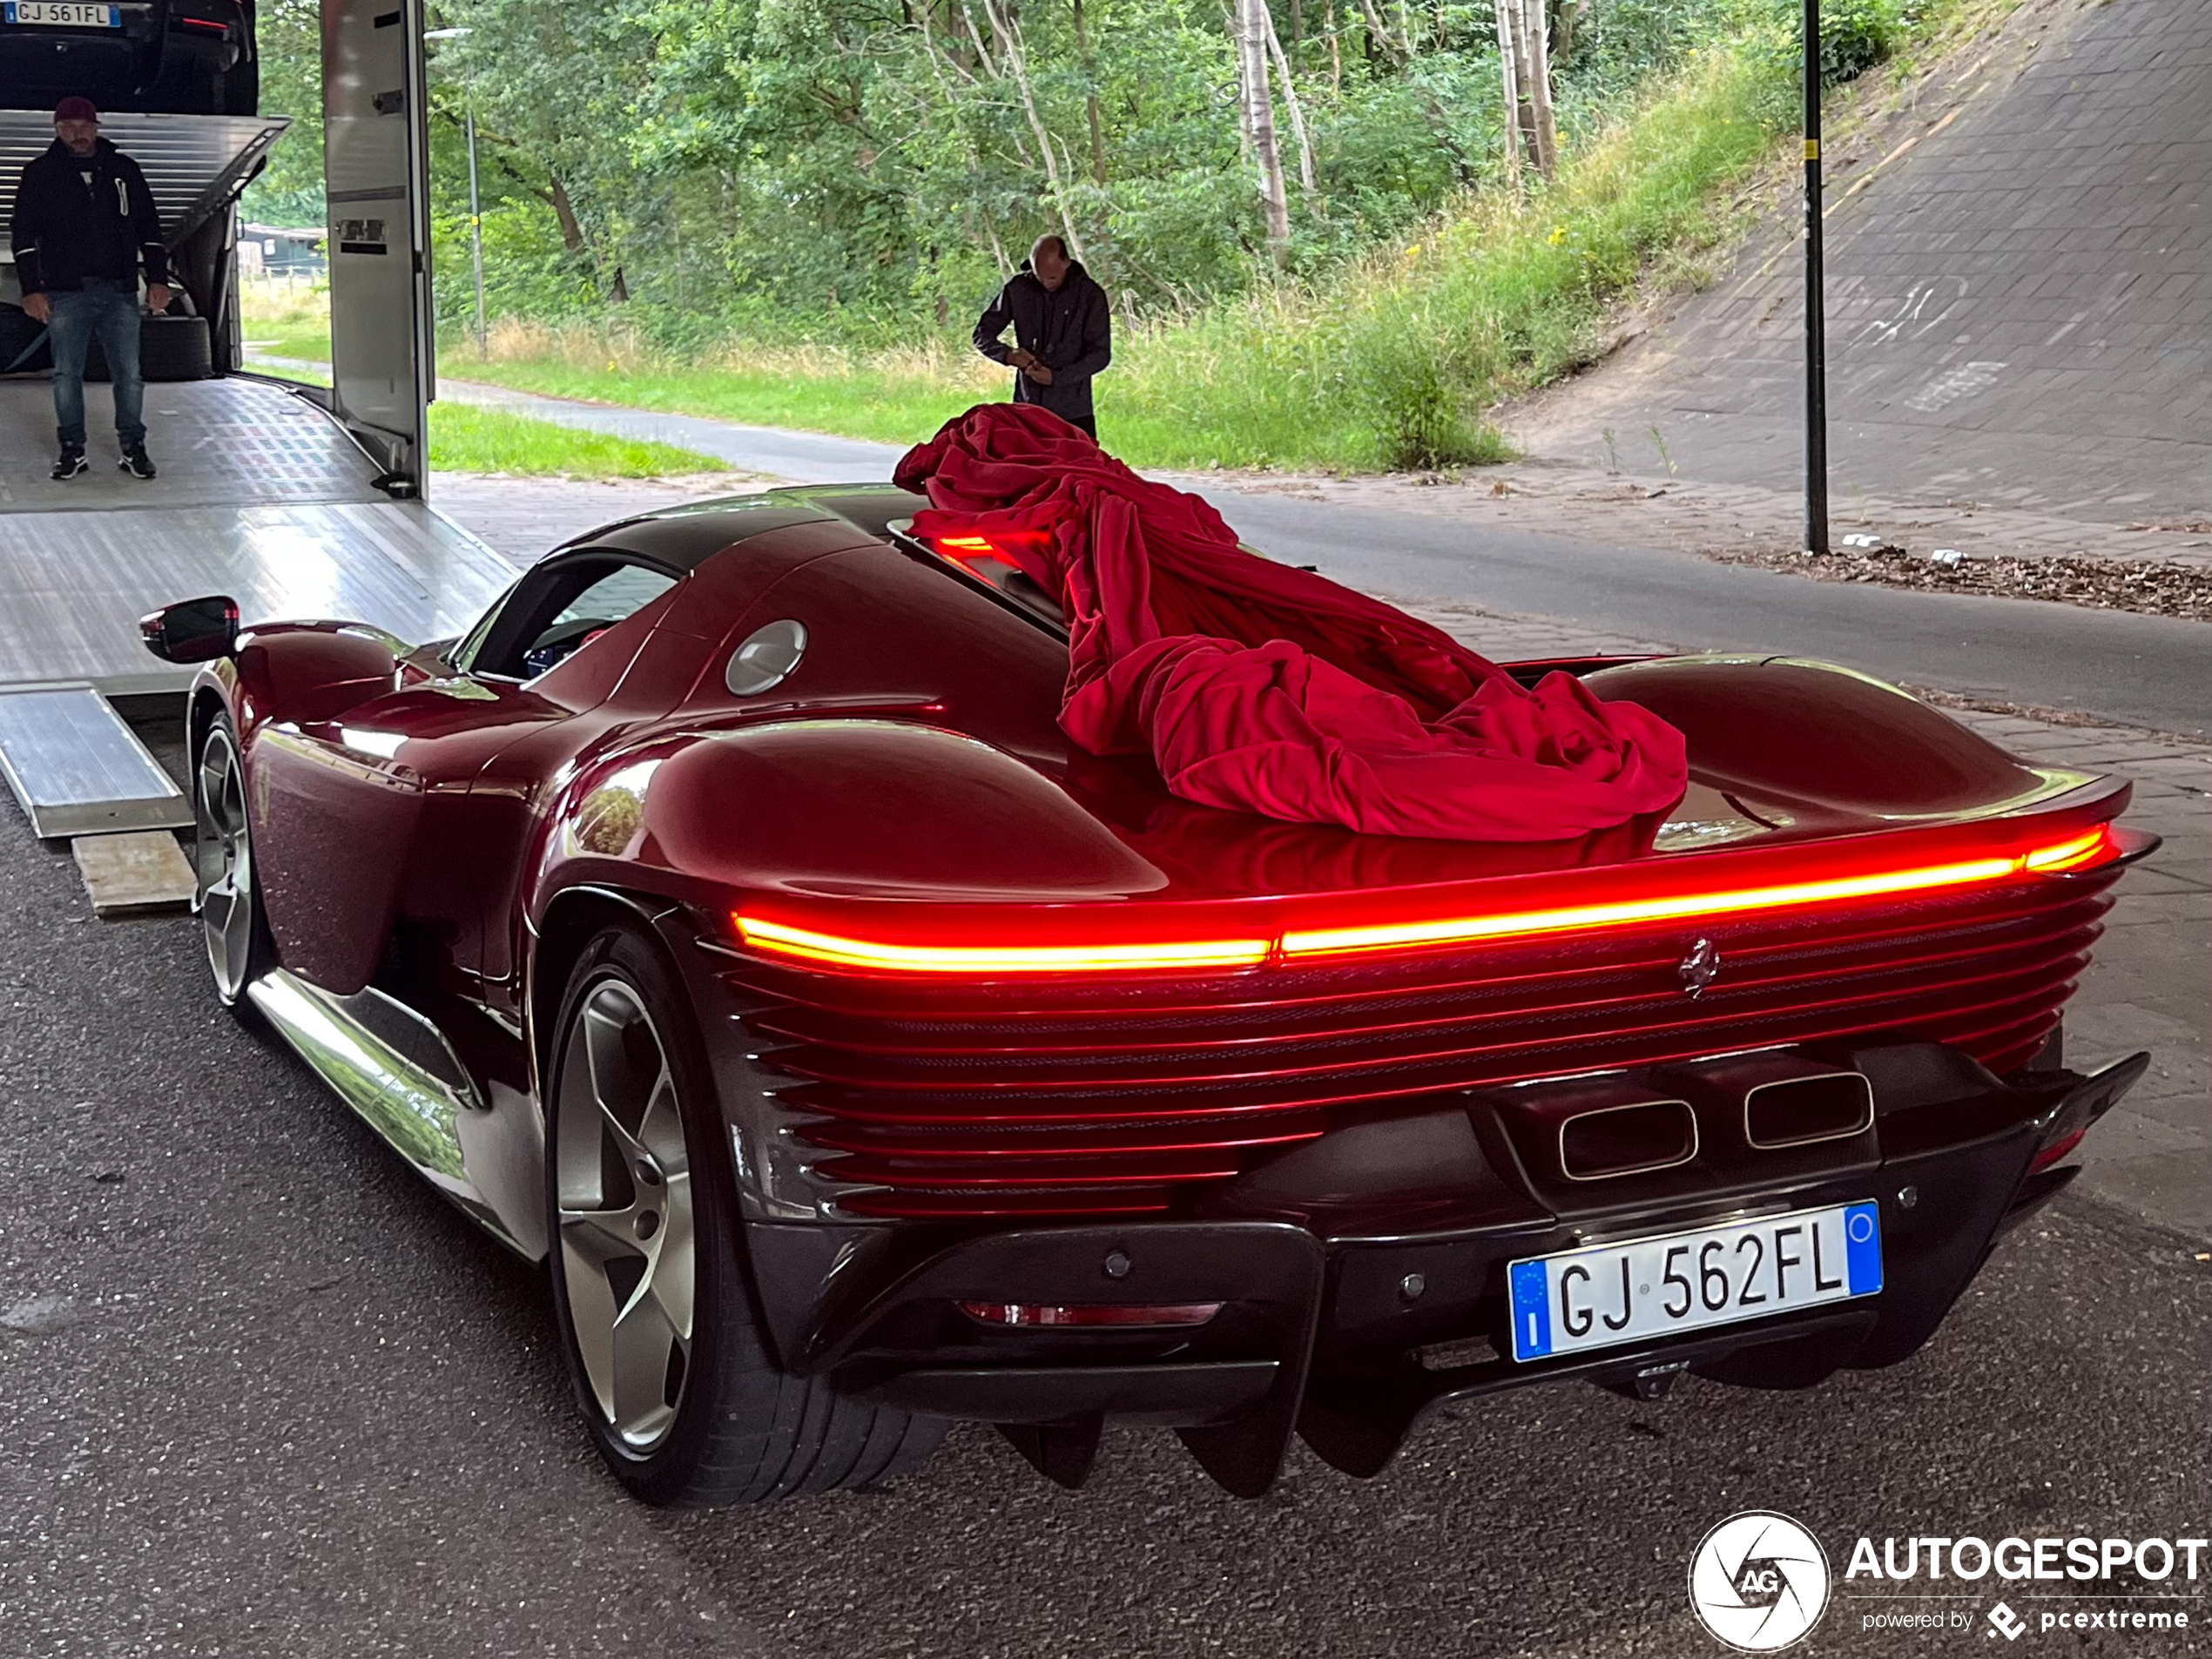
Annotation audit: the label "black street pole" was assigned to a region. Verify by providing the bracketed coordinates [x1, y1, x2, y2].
[1804, 0, 1829, 555]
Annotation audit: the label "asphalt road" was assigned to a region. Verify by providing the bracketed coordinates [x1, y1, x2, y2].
[1211, 495, 2212, 741]
[425, 388, 2212, 738]
[1, 799, 2206, 1658]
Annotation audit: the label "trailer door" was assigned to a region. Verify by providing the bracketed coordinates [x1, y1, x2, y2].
[321, 0, 434, 493]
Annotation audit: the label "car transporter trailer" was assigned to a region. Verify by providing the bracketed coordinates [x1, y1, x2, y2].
[0, 0, 513, 866]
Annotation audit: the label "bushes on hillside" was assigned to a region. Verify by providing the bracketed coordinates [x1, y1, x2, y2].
[1818, 0, 1914, 84]
[1291, 38, 1797, 467]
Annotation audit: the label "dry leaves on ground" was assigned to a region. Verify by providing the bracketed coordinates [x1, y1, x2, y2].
[1704, 544, 2212, 622]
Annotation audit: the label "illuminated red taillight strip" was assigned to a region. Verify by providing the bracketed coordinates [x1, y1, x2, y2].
[2021, 828, 2114, 872]
[929, 531, 1046, 581]
[934, 532, 1045, 554]
[733, 916, 1272, 974]
[731, 826, 2119, 976]
[1283, 827, 2116, 959]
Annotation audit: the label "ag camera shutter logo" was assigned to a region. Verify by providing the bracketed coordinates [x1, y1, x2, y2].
[1689, 1511, 1832, 1651]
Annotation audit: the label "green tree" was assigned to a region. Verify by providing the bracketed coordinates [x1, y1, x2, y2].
[239, 0, 325, 225]
[248, 0, 1771, 339]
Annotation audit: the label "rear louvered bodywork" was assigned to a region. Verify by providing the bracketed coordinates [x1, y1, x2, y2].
[718, 868, 2118, 1219]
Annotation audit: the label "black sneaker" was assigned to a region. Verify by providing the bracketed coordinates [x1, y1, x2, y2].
[119, 447, 157, 480]
[51, 446, 88, 481]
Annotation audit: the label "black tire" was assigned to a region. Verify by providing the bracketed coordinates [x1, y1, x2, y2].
[544, 921, 947, 1507]
[88, 314, 213, 384]
[192, 711, 280, 1009]
[142, 314, 214, 381]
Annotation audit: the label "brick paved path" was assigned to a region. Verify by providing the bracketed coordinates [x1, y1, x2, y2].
[1510, 0, 2210, 523]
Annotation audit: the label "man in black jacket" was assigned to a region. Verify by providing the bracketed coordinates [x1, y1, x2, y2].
[972, 235, 1112, 440]
[10, 97, 170, 480]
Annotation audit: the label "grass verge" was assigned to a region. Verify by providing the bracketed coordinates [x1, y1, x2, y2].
[437, 333, 997, 449]
[427, 404, 725, 477]
[237, 277, 333, 366]
[243, 327, 332, 363]
[240, 359, 724, 477]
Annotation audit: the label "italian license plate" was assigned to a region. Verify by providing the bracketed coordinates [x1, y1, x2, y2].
[3, 1, 119, 24]
[1507, 1201, 1882, 1362]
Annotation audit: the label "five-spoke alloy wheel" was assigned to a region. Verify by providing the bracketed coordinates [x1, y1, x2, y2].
[544, 922, 947, 1506]
[553, 978, 697, 1453]
[192, 716, 272, 1005]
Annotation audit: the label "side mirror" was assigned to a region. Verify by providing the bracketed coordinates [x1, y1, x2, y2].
[140, 595, 240, 664]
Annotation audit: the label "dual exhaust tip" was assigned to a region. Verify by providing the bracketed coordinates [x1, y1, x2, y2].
[1507, 1055, 1876, 1183]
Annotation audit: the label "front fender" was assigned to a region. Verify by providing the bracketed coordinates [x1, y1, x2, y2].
[230, 622, 403, 737]
[213, 624, 412, 993]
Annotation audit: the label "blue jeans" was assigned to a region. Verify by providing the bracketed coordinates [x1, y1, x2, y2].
[47, 279, 145, 449]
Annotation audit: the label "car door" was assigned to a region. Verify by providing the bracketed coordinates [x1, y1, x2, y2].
[454, 553, 736, 1019]
[247, 552, 685, 999]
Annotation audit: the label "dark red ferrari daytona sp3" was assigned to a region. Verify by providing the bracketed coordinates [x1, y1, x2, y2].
[142, 484, 2152, 1504]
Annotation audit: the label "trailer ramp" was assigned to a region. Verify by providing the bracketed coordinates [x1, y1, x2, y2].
[0, 377, 515, 696]
[0, 685, 189, 839]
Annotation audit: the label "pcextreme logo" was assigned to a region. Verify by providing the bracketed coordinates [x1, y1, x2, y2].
[1688, 1511, 1831, 1652]
[1688, 1514, 2208, 1649]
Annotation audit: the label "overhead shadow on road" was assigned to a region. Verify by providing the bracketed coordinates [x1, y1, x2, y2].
[0, 781, 2202, 1659]
[627, 1198, 2206, 1658]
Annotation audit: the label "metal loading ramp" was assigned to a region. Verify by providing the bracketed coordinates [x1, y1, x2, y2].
[0, 376, 517, 695]
[0, 685, 189, 839]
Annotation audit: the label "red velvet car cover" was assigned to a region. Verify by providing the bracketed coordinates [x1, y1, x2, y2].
[894, 403, 1688, 842]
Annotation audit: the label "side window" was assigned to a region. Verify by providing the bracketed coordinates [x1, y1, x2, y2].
[523, 564, 678, 678]
[465, 556, 679, 680]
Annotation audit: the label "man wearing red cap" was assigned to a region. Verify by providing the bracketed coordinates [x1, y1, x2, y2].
[10, 97, 170, 481]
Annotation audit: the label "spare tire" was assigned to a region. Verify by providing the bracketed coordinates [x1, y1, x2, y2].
[86, 314, 215, 382]
[141, 314, 216, 381]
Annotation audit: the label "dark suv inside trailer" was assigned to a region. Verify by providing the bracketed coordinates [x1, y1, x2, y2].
[0, 0, 257, 117]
